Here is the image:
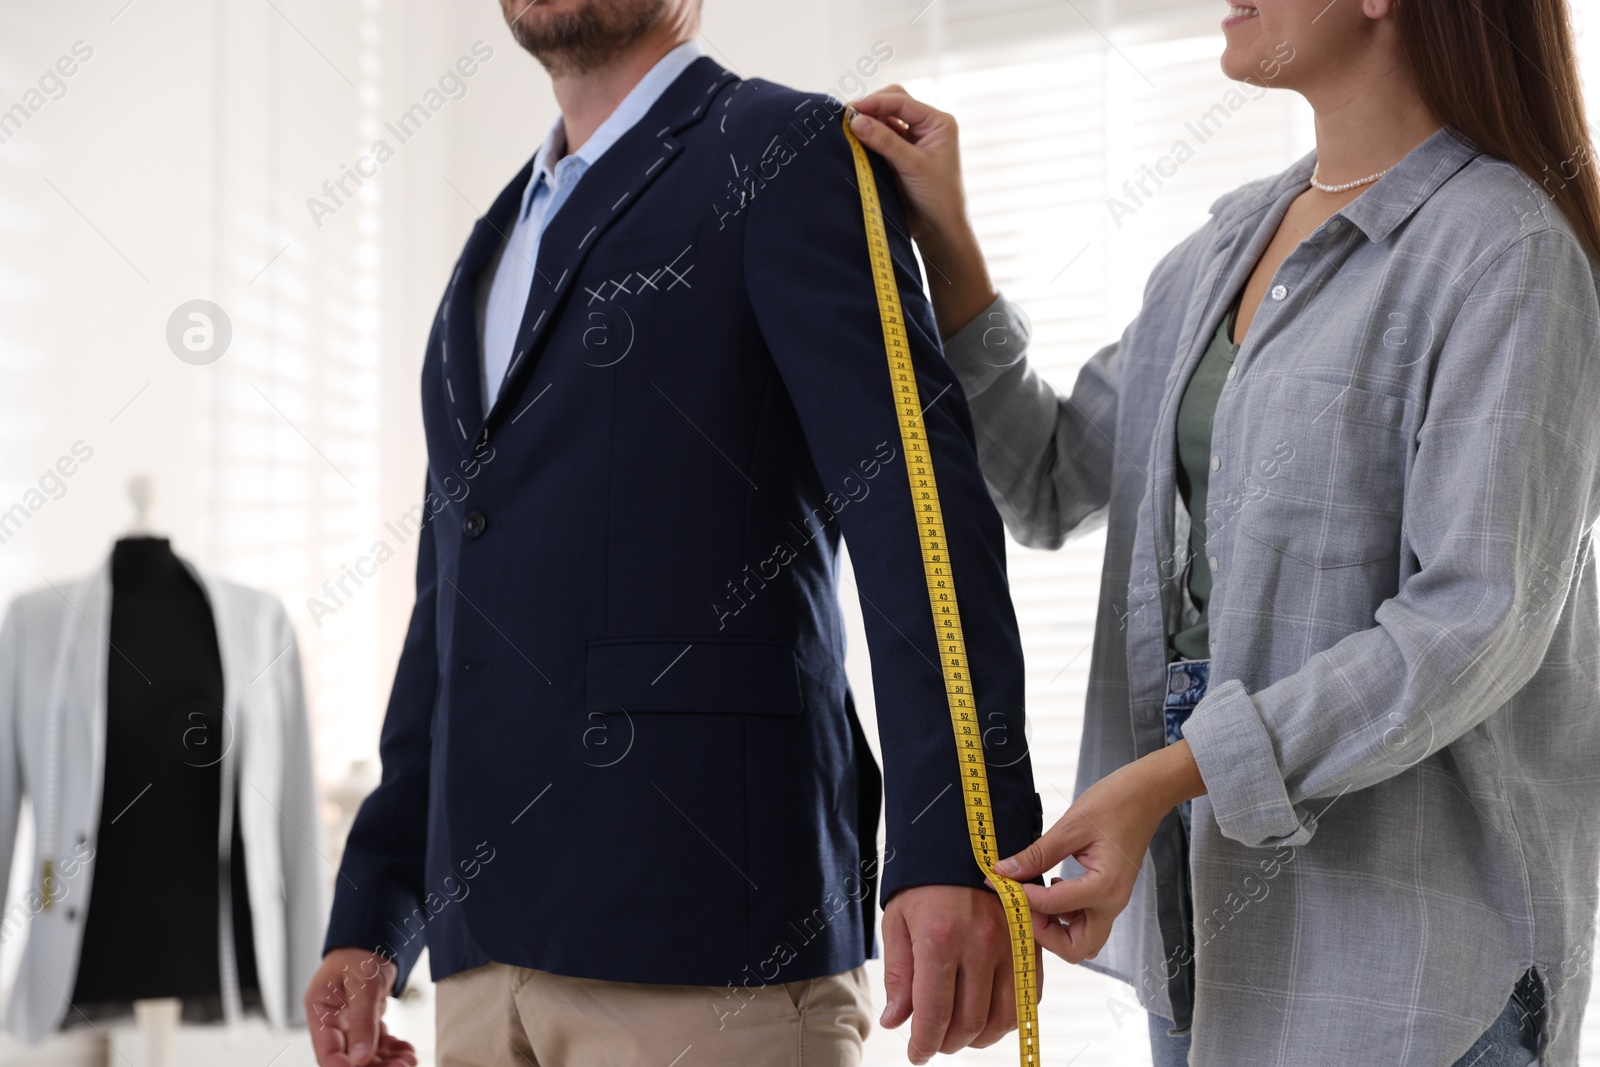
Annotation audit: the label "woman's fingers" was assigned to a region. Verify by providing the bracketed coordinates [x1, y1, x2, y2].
[1008, 850, 1125, 965]
[1064, 908, 1111, 962]
[991, 837, 1054, 880]
[1029, 907, 1079, 959]
[1020, 869, 1108, 916]
[852, 87, 946, 138]
[994, 810, 1090, 880]
[1030, 904, 1112, 964]
[849, 111, 924, 174]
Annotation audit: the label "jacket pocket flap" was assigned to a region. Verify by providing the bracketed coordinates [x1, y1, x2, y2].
[586, 638, 803, 715]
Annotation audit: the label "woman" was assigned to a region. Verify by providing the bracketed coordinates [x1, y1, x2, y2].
[850, 0, 1600, 1063]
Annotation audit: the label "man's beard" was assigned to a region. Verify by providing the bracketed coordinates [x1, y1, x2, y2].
[501, 0, 673, 75]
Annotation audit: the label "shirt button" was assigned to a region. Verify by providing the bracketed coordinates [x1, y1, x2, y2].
[1326, 218, 1342, 233]
[463, 511, 487, 539]
[1210, 454, 1221, 471]
[1208, 554, 1219, 572]
[1270, 284, 1289, 301]
[1226, 365, 1237, 380]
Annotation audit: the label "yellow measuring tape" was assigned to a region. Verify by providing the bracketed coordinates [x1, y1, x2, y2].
[842, 115, 1040, 1067]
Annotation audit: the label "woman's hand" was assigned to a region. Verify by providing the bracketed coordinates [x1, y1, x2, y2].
[849, 87, 998, 340]
[848, 87, 966, 249]
[992, 741, 1207, 963]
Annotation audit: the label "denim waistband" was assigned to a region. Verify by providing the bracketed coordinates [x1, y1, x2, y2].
[1164, 657, 1210, 745]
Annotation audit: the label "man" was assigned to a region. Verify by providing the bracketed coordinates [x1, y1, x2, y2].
[305, 2, 1042, 1064]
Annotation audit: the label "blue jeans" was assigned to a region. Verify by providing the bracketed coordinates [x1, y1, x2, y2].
[1163, 656, 1209, 840]
[1148, 978, 1542, 1065]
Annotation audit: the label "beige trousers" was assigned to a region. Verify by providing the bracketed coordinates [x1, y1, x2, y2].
[435, 961, 873, 1067]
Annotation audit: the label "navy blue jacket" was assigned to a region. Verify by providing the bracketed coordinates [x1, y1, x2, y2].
[324, 56, 1042, 994]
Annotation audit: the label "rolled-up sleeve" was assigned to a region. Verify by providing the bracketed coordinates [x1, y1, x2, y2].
[1185, 226, 1600, 848]
[941, 292, 1123, 549]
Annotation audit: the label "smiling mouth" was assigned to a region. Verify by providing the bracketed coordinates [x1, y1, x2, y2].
[1225, 4, 1260, 20]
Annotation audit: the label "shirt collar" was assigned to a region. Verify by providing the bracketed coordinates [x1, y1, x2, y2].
[520, 39, 704, 220]
[1208, 125, 1481, 243]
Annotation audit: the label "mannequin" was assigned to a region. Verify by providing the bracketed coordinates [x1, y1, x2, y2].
[0, 474, 324, 1058]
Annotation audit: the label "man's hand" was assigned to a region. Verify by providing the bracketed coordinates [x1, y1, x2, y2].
[303, 947, 417, 1067]
[881, 884, 1032, 1065]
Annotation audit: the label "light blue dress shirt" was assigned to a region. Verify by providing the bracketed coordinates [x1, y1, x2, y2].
[475, 39, 704, 411]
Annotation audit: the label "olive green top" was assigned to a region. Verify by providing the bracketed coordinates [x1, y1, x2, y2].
[1170, 298, 1241, 661]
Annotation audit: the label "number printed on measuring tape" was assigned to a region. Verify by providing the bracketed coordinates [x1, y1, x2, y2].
[841, 114, 1040, 1067]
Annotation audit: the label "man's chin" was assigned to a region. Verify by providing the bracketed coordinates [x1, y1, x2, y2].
[504, 0, 667, 73]
[502, 0, 571, 48]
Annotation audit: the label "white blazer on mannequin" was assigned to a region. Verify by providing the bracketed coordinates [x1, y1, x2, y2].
[0, 549, 324, 1043]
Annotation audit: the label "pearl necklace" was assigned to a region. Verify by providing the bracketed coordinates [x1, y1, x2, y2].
[1309, 163, 1392, 193]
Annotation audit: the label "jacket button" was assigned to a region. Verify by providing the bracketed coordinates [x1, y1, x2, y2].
[463, 511, 487, 539]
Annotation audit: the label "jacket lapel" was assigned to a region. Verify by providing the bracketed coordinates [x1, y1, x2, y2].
[481, 55, 737, 432]
[56, 560, 111, 870]
[439, 160, 533, 461]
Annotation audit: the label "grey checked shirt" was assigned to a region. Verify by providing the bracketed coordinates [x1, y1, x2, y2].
[942, 126, 1600, 1064]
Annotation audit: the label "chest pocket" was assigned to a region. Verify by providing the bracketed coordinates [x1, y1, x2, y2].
[1239, 376, 1412, 569]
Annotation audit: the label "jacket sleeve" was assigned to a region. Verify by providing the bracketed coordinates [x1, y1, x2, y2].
[941, 292, 1123, 548]
[322, 473, 439, 994]
[272, 601, 326, 1019]
[1184, 226, 1600, 848]
[744, 105, 1041, 903]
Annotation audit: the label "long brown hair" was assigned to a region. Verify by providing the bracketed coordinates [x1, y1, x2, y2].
[1398, 0, 1600, 261]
